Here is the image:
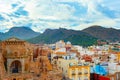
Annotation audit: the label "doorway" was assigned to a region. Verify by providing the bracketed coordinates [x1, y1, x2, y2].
[10, 60, 22, 73]
[13, 78, 16, 80]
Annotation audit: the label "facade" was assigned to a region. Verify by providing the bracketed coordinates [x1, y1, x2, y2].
[0, 37, 33, 80]
[115, 52, 120, 62]
[57, 57, 77, 76]
[0, 38, 62, 80]
[55, 40, 65, 49]
[68, 66, 90, 80]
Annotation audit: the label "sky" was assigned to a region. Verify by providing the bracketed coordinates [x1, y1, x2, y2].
[0, 0, 120, 33]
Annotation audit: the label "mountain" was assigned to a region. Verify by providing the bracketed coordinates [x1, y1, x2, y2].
[0, 27, 40, 40]
[28, 28, 97, 46]
[1, 26, 120, 45]
[0, 32, 6, 41]
[82, 25, 120, 41]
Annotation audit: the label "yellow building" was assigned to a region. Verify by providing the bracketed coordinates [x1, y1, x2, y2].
[57, 57, 77, 76]
[68, 66, 90, 80]
[116, 52, 120, 62]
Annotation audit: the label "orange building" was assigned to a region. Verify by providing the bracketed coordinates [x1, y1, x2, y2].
[0, 38, 62, 80]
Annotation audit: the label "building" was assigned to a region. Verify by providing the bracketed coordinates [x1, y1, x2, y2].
[55, 40, 65, 49]
[0, 37, 33, 80]
[68, 65, 90, 80]
[0, 38, 63, 80]
[56, 54, 78, 76]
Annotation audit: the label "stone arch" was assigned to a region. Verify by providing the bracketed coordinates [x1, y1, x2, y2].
[10, 60, 22, 73]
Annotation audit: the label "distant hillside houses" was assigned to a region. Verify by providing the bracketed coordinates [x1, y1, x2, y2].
[50, 40, 120, 80]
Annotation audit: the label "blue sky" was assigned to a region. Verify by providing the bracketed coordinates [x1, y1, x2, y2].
[0, 0, 120, 32]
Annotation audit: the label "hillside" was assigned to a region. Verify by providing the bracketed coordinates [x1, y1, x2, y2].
[28, 28, 97, 46]
[0, 27, 40, 40]
[82, 25, 120, 42]
[1, 26, 119, 46]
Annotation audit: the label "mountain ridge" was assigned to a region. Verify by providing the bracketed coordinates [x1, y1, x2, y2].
[0, 27, 40, 40]
[28, 28, 97, 46]
[0, 26, 120, 46]
[82, 25, 120, 42]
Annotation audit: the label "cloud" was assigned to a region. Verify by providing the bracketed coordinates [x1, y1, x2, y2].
[0, 15, 4, 21]
[0, 0, 120, 32]
[11, 3, 18, 8]
[14, 6, 29, 16]
[24, 0, 75, 20]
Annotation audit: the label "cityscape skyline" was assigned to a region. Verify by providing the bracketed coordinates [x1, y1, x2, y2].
[0, 0, 120, 33]
[0, 1, 120, 79]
